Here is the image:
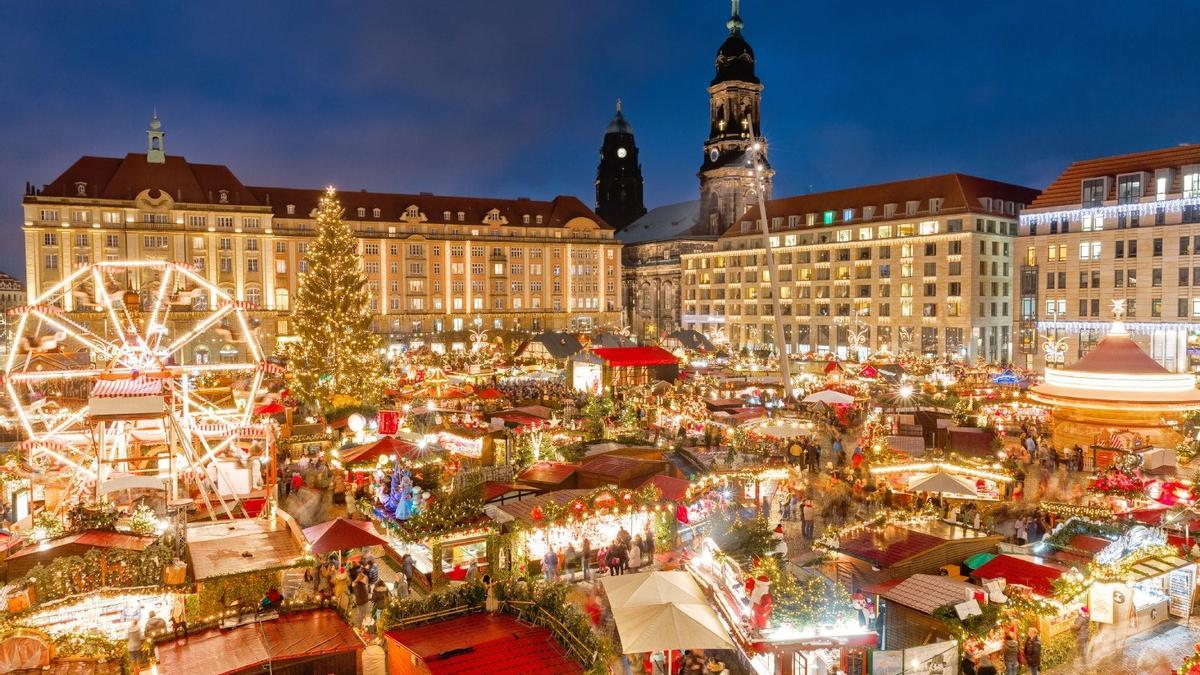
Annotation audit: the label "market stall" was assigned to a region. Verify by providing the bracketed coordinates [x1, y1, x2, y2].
[688, 538, 876, 675]
[869, 457, 1013, 503]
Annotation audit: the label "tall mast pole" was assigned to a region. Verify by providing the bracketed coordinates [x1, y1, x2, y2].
[747, 123, 792, 401]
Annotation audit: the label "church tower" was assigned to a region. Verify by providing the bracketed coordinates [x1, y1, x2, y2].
[146, 112, 165, 164]
[595, 100, 646, 231]
[698, 0, 772, 236]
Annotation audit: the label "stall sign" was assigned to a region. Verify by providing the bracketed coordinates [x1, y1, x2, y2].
[377, 410, 401, 435]
[1168, 566, 1196, 619]
[435, 431, 483, 458]
[872, 650, 903, 675]
[1089, 582, 1118, 624]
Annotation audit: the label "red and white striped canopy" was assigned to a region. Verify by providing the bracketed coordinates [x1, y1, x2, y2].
[90, 377, 164, 398]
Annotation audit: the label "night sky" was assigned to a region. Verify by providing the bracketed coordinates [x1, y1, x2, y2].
[4, 1, 1199, 279]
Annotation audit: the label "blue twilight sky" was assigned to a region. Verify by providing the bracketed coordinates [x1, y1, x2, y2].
[3, 1, 1199, 278]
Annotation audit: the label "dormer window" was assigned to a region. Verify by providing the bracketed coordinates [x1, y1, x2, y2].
[806, 213, 816, 226]
[788, 215, 800, 228]
[218, 189, 229, 204]
[75, 181, 88, 197]
[484, 208, 503, 224]
[862, 205, 876, 220]
[1081, 178, 1107, 207]
[373, 207, 381, 218]
[357, 207, 366, 217]
[522, 214, 530, 224]
[905, 200, 919, 216]
[980, 197, 993, 212]
[536, 215, 544, 224]
[928, 198, 943, 214]
[843, 208, 855, 222]
[443, 211, 451, 221]
[286, 204, 296, 215]
[457, 211, 465, 222]
[404, 205, 421, 220]
[884, 203, 897, 218]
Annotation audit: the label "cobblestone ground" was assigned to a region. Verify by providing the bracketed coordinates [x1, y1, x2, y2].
[1045, 618, 1199, 675]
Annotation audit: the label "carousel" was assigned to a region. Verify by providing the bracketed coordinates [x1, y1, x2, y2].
[1029, 301, 1200, 452]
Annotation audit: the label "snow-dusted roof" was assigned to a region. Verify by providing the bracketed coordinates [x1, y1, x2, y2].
[616, 200, 703, 244]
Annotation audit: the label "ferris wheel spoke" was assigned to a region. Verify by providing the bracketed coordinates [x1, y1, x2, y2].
[162, 304, 234, 358]
[31, 310, 114, 359]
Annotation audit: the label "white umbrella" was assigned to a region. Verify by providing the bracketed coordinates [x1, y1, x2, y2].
[802, 389, 855, 405]
[611, 602, 735, 654]
[909, 471, 979, 497]
[601, 571, 708, 609]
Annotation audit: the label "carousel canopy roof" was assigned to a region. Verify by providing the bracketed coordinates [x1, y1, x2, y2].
[1031, 325, 1200, 407]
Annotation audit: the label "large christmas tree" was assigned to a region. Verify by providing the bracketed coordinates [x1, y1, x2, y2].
[287, 187, 382, 407]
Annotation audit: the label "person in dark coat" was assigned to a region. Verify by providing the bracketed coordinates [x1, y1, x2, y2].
[1023, 627, 1042, 675]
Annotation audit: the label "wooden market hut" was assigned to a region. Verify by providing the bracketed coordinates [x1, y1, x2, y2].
[569, 346, 679, 393]
[517, 461, 580, 490]
[5, 530, 157, 581]
[877, 573, 980, 650]
[576, 455, 665, 489]
[826, 520, 1003, 591]
[384, 612, 583, 675]
[155, 608, 363, 675]
[514, 331, 584, 364]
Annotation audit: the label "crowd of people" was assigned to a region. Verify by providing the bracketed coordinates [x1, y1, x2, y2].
[539, 526, 657, 582]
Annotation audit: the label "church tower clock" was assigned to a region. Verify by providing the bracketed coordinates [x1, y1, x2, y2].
[698, 0, 772, 236]
[595, 99, 646, 231]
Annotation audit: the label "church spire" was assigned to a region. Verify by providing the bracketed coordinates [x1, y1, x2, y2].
[727, 0, 743, 34]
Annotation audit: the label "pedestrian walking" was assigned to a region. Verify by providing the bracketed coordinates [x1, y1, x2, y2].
[582, 537, 592, 581]
[1001, 631, 1019, 675]
[1073, 606, 1090, 664]
[542, 547, 559, 582]
[801, 499, 816, 539]
[352, 573, 371, 626]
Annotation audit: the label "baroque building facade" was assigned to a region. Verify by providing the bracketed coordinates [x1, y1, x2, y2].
[1016, 144, 1200, 372]
[680, 174, 1039, 363]
[616, 1, 765, 343]
[21, 118, 621, 361]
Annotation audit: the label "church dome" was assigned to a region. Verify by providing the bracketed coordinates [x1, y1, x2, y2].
[712, 9, 758, 85]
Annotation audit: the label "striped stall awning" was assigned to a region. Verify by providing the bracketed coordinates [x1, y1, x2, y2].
[90, 377, 164, 398]
[188, 422, 274, 440]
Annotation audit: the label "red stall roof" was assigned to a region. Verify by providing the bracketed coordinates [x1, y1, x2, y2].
[835, 525, 946, 568]
[518, 461, 578, 486]
[590, 346, 678, 368]
[386, 612, 582, 675]
[971, 554, 1066, 597]
[634, 474, 691, 502]
[156, 609, 363, 675]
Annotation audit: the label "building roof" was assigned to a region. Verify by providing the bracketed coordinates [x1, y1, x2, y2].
[617, 200, 703, 244]
[38, 153, 261, 206]
[881, 573, 976, 615]
[589, 346, 679, 368]
[34, 152, 608, 229]
[713, 8, 758, 85]
[663, 329, 716, 352]
[1068, 332, 1170, 375]
[970, 554, 1065, 597]
[728, 174, 1040, 238]
[247, 186, 610, 229]
[1029, 144, 1200, 210]
[606, 101, 634, 135]
[0, 271, 24, 291]
[385, 613, 582, 675]
[156, 609, 363, 675]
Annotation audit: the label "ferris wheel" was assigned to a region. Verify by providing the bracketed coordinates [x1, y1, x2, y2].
[3, 259, 279, 520]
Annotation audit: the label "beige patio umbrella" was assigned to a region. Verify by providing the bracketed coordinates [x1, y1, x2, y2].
[909, 471, 979, 498]
[611, 602, 735, 658]
[601, 570, 708, 608]
[802, 389, 855, 405]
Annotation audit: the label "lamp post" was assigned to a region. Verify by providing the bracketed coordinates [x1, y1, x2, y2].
[746, 123, 792, 402]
